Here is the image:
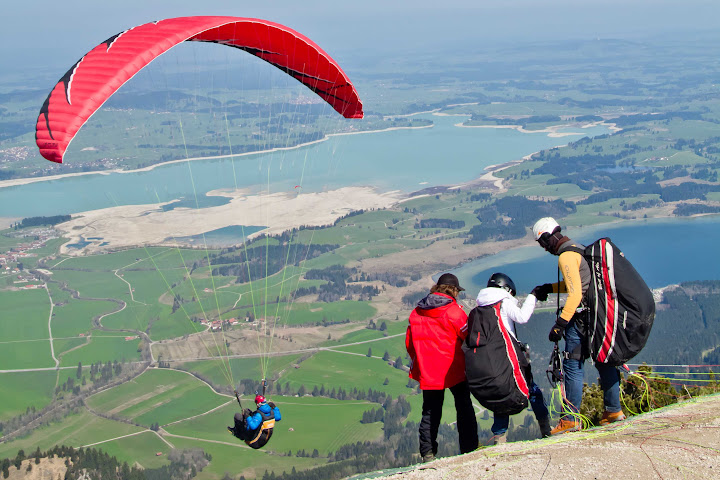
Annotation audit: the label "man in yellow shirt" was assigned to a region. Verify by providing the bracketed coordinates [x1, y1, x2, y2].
[532, 217, 625, 435]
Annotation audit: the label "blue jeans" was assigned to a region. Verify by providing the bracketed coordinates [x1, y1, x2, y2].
[491, 382, 548, 435]
[562, 319, 621, 418]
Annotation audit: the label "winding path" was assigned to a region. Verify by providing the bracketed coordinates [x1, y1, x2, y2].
[44, 285, 59, 369]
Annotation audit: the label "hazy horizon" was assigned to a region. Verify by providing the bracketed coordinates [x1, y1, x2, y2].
[2, 0, 719, 84]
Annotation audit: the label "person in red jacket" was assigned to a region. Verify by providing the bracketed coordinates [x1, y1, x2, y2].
[406, 273, 479, 462]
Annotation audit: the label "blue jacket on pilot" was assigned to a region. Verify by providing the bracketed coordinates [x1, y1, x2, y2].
[228, 394, 281, 449]
[246, 401, 282, 430]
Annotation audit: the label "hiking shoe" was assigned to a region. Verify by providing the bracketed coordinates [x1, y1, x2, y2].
[538, 417, 552, 438]
[550, 418, 580, 435]
[492, 433, 507, 445]
[421, 453, 435, 463]
[599, 410, 626, 426]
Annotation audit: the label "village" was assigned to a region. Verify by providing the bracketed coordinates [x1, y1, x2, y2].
[0, 226, 59, 290]
[200, 316, 242, 332]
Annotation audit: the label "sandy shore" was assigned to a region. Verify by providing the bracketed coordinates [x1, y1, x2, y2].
[0, 217, 20, 230]
[56, 186, 404, 255]
[456, 122, 584, 137]
[458, 119, 620, 138]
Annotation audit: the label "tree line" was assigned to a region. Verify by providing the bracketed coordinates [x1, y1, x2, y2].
[208, 243, 338, 282]
[17, 215, 71, 228]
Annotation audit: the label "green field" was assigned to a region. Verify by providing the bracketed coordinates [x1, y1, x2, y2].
[86, 368, 229, 426]
[59, 335, 142, 366]
[50, 269, 128, 300]
[0, 289, 49, 341]
[180, 355, 304, 389]
[0, 371, 57, 422]
[0, 410, 144, 460]
[283, 301, 376, 325]
[332, 334, 407, 361]
[85, 431, 172, 470]
[164, 395, 383, 455]
[120, 267, 191, 305]
[100, 301, 168, 333]
[0, 340, 55, 370]
[278, 351, 413, 397]
[0, 231, 24, 251]
[50, 297, 115, 337]
[52, 336, 88, 357]
[150, 311, 200, 340]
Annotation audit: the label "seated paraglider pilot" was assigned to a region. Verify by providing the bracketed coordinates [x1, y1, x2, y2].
[228, 394, 281, 449]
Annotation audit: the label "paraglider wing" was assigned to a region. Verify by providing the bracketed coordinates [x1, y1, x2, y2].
[35, 16, 363, 163]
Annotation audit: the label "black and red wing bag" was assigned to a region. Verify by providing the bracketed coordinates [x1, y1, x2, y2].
[463, 302, 530, 416]
[571, 238, 655, 366]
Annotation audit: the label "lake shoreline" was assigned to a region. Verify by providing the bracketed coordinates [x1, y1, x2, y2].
[0, 124, 433, 191]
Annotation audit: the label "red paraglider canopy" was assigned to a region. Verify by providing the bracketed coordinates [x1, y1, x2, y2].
[35, 16, 364, 163]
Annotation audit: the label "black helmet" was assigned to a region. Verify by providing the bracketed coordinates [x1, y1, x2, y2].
[487, 272, 516, 297]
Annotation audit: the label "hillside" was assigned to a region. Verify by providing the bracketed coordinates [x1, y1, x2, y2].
[366, 393, 720, 480]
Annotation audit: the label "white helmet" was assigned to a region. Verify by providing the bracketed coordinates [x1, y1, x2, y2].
[532, 217, 560, 241]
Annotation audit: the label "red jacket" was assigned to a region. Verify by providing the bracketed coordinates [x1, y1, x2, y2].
[406, 292, 469, 390]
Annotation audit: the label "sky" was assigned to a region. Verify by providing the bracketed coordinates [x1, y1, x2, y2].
[2, 0, 719, 78]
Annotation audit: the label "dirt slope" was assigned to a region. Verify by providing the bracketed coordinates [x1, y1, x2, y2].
[6, 457, 67, 480]
[367, 394, 720, 480]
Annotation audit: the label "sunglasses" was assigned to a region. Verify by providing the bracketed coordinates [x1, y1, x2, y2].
[538, 232, 552, 249]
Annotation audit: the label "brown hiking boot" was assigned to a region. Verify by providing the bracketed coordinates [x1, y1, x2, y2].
[550, 418, 580, 435]
[421, 452, 435, 463]
[599, 410, 626, 426]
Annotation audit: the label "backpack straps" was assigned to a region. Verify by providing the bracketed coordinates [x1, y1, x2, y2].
[562, 245, 585, 256]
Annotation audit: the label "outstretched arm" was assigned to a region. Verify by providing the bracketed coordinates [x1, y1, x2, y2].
[503, 295, 537, 325]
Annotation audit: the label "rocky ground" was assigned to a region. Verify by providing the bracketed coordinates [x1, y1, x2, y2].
[364, 393, 720, 480]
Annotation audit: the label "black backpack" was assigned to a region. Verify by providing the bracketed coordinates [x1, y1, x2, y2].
[566, 238, 655, 366]
[463, 302, 531, 416]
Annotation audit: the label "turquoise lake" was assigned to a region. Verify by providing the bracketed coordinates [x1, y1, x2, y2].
[0, 115, 609, 219]
[452, 215, 720, 295]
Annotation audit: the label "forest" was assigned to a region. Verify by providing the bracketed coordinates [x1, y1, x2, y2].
[466, 197, 575, 244]
[208, 243, 338, 282]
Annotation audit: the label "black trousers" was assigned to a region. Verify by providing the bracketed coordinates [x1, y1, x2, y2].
[233, 410, 251, 441]
[419, 380, 478, 456]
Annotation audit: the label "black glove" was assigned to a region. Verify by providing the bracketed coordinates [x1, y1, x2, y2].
[548, 323, 567, 342]
[531, 283, 553, 302]
[268, 402, 276, 409]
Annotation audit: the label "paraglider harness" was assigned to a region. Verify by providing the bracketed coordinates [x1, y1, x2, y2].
[232, 379, 277, 449]
[546, 341, 564, 387]
[546, 268, 572, 396]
